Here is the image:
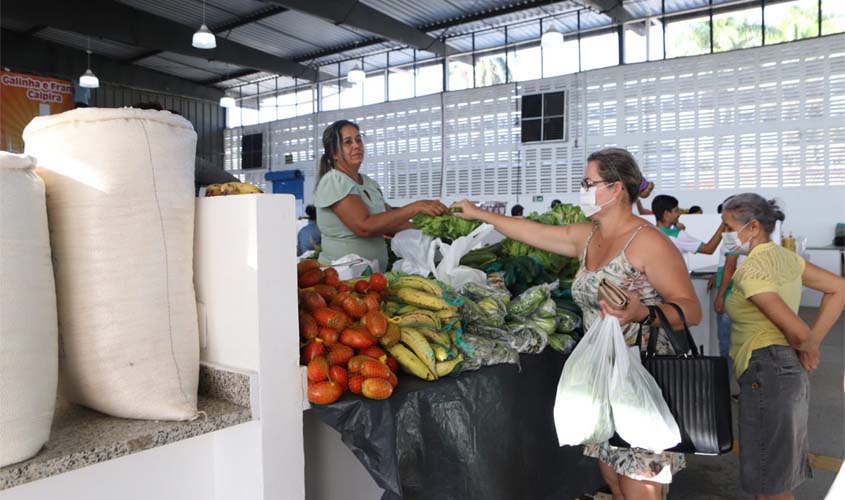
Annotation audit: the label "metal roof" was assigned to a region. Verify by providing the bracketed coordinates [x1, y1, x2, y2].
[3, 0, 776, 92]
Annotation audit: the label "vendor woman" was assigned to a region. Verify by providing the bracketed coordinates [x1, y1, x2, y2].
[315, 120, 448, 271]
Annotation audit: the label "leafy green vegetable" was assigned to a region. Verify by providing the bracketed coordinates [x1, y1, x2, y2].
[412, 214, 481, 241]
[501, 203, 588, 277]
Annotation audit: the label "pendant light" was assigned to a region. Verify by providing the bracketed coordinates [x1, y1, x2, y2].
[541, 24, 564, 49]
[219, 64, 235, 107]
[347, 59, 365, 85]
[192, 0, 216, 49]
[79, 38, 99, 89]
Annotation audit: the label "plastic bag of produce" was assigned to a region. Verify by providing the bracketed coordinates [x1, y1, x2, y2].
[461, 296, 507, 328]
[0, 152, 58, 467]
[390, 229, 435, 277]
[432, 223, 498, 291]
[556, 309, 581, 334]
[553, 316, 617, 446]
[505, 322, 549, 354]
[25, 108, 199, 421]
[459, 333, 520, 372]
[548, 334, 576, 355]
[609, 328, 681, 453]
[462, 280, 511, 305]
[507, 282, 558, 318]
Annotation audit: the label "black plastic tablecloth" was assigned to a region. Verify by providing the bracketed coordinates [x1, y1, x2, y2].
[309, 350, 604, 500]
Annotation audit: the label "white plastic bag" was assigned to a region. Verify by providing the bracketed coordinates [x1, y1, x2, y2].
[390, 229, 435, 276]
[432, 223, 498, 291]
[553, 316, 617, 446]
[609, 326, 681, 453]
[331, 254, 379, 280]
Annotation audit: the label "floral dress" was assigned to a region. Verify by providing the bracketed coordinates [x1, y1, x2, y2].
[570, 224, 686, 484]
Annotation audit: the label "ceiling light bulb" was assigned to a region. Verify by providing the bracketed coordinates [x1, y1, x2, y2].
[79, 68, 99, 88]
[192, 24, 216, 49]
[541, 26, 564, 48]
[347, 65, 365, 85]
[219, 96, 236, 108]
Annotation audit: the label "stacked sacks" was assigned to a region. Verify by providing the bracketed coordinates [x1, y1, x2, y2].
[24, 108, 200, 421]
[0, 152, 58, 466]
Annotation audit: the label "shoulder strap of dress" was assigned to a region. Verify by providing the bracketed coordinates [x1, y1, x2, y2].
[581, 224, 600, 262]
[622, 223, 651, 252]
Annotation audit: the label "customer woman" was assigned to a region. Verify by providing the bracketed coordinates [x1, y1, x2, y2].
[721, 194, 845, 500]
[314, 120, 448, 271]
[452, 148, 702, 500]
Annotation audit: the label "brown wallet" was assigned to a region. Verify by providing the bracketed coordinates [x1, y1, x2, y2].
[598, 278, 629, 310]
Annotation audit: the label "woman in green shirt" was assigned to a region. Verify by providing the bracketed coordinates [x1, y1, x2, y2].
[314, 120, 448, 271]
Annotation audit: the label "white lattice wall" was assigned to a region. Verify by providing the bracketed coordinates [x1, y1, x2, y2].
[224, 34, 845, 240]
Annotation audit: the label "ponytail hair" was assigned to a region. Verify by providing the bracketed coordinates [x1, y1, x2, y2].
[723, 193, 786, 235]
[318, 119, 359, 179]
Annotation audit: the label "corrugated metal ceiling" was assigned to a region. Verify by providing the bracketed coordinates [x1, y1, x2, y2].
[6, 0, 773, 90]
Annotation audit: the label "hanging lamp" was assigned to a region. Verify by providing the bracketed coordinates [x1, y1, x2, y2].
[192, 0, 216, 49]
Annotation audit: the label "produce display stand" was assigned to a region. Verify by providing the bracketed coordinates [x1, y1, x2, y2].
[306, 350, 604, 500]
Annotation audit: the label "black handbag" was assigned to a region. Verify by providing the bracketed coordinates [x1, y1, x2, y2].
[609, 303, 733, 455]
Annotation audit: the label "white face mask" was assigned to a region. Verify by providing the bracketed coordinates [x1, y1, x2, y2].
[722, 222, 752, 255]
[578, 183, 614, 218]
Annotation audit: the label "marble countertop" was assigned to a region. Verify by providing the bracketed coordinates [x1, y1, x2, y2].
[0, 364, 255, 491]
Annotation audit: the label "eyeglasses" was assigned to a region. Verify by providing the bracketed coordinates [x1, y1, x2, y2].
[580, 178, 614, 189]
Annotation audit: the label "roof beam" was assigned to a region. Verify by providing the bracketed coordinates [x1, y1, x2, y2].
[262, 0, 449, 56]
[580, 0, 634, 24]
[293, 0, 561, 64]
[124, 5, 290, 64]
[0, 29, 224, 101]
[3, 0, 329, 82]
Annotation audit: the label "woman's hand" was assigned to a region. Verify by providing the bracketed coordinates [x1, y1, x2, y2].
[714, 295, 724, 315]
[411, 200, 449, 217]
[799, 346, 820, 372]
[450, 199, 486, 221]
[600, 290, 648, 326]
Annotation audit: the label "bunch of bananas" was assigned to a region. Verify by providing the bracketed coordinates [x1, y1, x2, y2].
[382, 276, 463, 380]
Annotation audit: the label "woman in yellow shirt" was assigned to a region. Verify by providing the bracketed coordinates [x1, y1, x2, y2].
[722, 193, 845, 500]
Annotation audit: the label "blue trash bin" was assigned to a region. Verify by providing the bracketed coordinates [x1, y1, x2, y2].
[264, 170, 304, 200]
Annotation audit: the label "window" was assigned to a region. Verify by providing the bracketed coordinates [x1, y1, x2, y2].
[448, 54, 474, 91]
[625, 21, 648, 64]
[543, 38, 579, 77]
[713, 6, 762, 52]
[765, 0, 819, 43]
[580, 32, 619, 71]
[521, 91, 566, 143]
[388, 67, 414, 101]
[296, 87, 314, 116]
[509, 43, 542, 82]
[340, 80, 363, 109]
[665, 15, 711, 58]
[241, 133, 262, 169]
[823, 0, 845, 35]
[321, 81, 339, 111]
[625, 19, 665, 63]
[363, 72, 385, 105]
[416, 62, 443, 97]
[475, 50, 507, 87]
[259, 96, 277, 123]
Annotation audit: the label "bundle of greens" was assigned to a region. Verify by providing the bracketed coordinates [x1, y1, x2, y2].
[411, 213, 481, 242]
[501, 203, 588, 278]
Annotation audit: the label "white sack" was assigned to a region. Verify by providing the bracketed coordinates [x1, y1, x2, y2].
[0, 152, 58, 466]
[24, 108, 199, 420]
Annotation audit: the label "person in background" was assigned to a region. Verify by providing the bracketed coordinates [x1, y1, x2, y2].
[709, 200, 741, 361]
[297, 205, 321, 256]
[314, 120, 447, 271]
[452, 147, 701, 500]
[652, 194, 723, 255]
[688, 205, 703, 214]
[722, 193, 845, 500]
[635, 177, 655, 215]
[550, 199, 562, 209]
[510, 204, 524, 217]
